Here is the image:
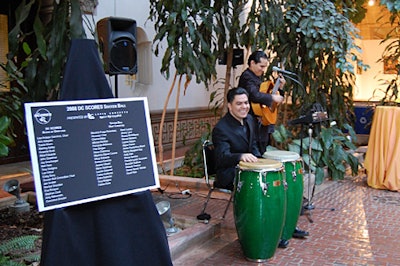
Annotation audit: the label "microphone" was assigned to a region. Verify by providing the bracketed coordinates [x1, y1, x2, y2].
[272, 66, 297, 76]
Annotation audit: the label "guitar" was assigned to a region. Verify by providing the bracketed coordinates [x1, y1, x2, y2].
[251, 78, 281, 126]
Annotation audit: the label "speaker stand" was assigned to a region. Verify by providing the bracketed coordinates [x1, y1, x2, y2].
[114, 75, 119, 98]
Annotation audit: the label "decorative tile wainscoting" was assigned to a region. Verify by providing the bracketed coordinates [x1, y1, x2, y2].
[150, 108, 220, 153]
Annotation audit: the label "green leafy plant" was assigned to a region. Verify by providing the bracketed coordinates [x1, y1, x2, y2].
[149, 0, 225, 173]
[242, 0, 366, 185]
[174, 127, 212, 178]
[0, 116, 13, 157]
[4, 0, 85, 103]
[0, 235, 40, 266]
[149, 0, 369, 178]
[148, 0, 250, 173]
[272, 123, 359, 184]
[0, 0, 86, 161]
[271, 0, 369, 128]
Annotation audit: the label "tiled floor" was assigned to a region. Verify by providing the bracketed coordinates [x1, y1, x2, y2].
[160, 172, 400, 265]
[2, 160, 400, 265]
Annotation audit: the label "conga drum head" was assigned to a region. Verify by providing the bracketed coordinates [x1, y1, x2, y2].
[239, 158, 282, 170]
[263, 150, 300, 162]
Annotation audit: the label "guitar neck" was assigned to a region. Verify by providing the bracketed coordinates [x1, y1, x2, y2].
[271, 79, 281, 94]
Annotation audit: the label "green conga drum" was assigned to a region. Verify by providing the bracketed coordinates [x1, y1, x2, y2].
[263, 150, 304, 242]
[234, 158, 286, 262]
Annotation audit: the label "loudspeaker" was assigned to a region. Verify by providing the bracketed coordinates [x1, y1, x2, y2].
[218, 49, 244, 67]
[96, 17, 137, 75]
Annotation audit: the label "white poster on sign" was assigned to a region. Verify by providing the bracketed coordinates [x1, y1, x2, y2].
[25, 97, 159, 212]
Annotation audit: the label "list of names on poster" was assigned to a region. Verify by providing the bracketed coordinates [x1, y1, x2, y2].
[91, 129, 118, 187]
[36, 126, 71, 203]
[120, 127, 147, 175]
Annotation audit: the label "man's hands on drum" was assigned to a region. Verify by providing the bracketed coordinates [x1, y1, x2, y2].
[240, 153, 259, 163]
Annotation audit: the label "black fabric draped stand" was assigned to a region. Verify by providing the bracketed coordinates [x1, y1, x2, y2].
[40, 39, 172, 266]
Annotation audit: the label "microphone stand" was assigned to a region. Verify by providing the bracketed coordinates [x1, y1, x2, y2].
[303, 123, 315, 223]
[284, 72, 335, 223]
[283, 72, 315, 222]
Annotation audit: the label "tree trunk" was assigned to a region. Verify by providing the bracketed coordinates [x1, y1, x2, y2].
[157, 71, 178, 173]
[169, 74, 183, 175]
[222, 47, 234, 114]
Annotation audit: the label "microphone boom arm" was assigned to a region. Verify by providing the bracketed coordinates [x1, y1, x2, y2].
[281, 73, 305, 93]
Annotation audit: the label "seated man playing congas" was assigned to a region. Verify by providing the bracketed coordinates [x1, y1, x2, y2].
[212, 87, 261, 190]
[212, 87, 309, 249]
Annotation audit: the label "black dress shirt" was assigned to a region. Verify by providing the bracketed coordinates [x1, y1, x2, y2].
[212, 112, 261, 189]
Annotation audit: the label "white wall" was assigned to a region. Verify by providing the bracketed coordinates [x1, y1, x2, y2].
[89, 0, 216, 112]
[355, 39, 398, 102]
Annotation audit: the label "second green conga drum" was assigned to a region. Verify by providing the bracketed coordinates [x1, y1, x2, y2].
[234, 158, 286, 262]
[263, 150, 304, 242]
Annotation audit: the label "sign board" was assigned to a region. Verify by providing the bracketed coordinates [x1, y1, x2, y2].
[25, 97, 159, 211]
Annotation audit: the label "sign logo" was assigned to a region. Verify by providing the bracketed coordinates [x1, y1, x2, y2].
[34, 108, 52, 125]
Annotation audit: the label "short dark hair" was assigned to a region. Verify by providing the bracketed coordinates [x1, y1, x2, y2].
[227, 87, 249, 103]
[247, 50, 268, 66]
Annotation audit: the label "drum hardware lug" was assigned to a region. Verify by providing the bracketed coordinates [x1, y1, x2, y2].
[260, 171, 270, 195]
[284, 180, 288, 190]
[237, 181, 243, 192]
[236, 169, 243, 192]
[291, 162, 297, 181]
[261, 182, 269, 195]
[292, 170, 297, 181]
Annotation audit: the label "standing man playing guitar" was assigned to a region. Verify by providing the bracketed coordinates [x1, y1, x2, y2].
[238, 50, 309, 247]
[238, 50, 284, 154]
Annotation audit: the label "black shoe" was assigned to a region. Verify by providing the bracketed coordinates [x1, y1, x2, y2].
[292, 227, 309, 238]
[196, 212, 211, 221]
[278, 239, 289, 248]
[213, 181, 234, 191]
